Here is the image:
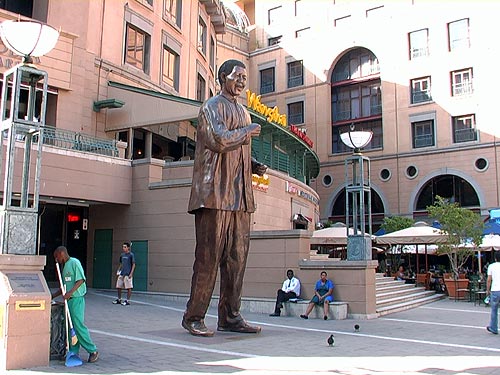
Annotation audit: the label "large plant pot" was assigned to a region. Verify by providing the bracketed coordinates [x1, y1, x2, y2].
[444, 278, 469, 300]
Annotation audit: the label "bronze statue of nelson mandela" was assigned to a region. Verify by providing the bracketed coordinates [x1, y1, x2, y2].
[181, 59, 267, 337]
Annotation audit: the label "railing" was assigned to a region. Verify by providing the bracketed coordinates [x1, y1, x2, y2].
[42, 126, 118, 157]
[453, 82, 473, 96]
[454, 128, 477, 143]
[413, 134, 434, 148]
[412, 91, 432, 104]
[260, 82, 274, 94]
[288, 76, 303, 88]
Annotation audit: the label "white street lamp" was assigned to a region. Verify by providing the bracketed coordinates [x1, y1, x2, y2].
[341, 125, 373, 261]
[0, 20, 59, 255]
[0, 20, 59, 64]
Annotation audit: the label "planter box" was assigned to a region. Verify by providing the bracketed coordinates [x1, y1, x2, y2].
[444, 278, 469, 300]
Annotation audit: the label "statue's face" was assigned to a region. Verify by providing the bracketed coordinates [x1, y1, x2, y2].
[222, 66, 247, 97]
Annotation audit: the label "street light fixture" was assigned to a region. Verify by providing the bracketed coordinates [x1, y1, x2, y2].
[341, 125, 373, 261]
[0, 20, 59, 64]
[0, 20, 59, 254]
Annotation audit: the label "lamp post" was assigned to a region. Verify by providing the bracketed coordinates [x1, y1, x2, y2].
[0, 20, 59, 254]
[0, 20, 59, 370]
[340, 126, 373, 261]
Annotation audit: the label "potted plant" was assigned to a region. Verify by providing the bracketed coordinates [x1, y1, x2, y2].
[427, 196, 484, 299]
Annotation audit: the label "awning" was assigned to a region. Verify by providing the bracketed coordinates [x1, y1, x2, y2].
[104, 81, 201, 131]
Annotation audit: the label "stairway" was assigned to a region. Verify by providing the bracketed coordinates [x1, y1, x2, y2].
[376, 273, 445, 316]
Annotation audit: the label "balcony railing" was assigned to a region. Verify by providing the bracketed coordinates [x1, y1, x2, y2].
[42, 126, 118, 157]
[412, 91, 432, 104]
[413, 134, 434, 148]
[454, 127, 477, 143]
[453, 82, 473, 96]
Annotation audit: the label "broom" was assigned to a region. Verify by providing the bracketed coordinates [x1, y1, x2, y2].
[56, 262, 78, 346]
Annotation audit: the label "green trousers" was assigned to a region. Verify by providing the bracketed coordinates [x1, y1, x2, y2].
[67, 296, 97, 354]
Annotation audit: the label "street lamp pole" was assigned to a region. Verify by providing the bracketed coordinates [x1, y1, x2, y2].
[341, 126, 373, 260]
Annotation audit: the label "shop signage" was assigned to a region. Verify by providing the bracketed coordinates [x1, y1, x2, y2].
[252, 173, 269, 192]
[286, 181, 319, 205]
[246, 90, 314, 148]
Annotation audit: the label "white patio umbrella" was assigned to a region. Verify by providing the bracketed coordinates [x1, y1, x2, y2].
[375, 221, 448, 272]
[477, 234, 500, 271]
[310, 222, 368, 245]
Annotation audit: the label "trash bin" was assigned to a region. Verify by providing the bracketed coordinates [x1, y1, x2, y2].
[50, 302, 66, 360]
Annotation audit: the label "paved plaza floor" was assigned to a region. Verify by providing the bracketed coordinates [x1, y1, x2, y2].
[9, 289, 500, 375]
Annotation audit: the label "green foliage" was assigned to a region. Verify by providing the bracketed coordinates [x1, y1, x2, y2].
[381, 216, 414, 233]
[427, 196, 484, 279]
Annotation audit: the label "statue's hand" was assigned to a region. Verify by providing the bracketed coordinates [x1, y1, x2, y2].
[252, 162, 267, 176]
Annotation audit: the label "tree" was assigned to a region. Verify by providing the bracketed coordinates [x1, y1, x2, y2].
[427, 196, 484, 279]
[381, 216, 414, 273]
[381, 216, 414, 233]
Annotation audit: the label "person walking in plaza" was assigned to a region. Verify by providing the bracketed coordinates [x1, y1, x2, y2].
[486, 251, 500, 334]
[181, 59, 266, 337]
[113, 242, 136, 306]
[52, 246, 99, 363]
[300, 271, 334, 320]
[270, 269, 301, 316]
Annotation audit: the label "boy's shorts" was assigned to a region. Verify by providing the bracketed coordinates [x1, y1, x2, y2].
[116, 275, 133, 289]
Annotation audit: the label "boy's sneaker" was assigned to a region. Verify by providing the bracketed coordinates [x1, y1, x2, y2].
[121, 300, 130, 306]
[112, 299, 121, 304]
[88, 351, 99, 363]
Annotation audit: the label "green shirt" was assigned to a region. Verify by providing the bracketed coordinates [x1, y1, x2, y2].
[63, 257, 87, 297]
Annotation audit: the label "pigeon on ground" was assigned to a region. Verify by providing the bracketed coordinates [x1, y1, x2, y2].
[327, 334, 335, 346]
[354, 324, 360, 332]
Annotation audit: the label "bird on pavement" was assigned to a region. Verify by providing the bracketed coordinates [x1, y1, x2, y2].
[327, 334, 334, 346]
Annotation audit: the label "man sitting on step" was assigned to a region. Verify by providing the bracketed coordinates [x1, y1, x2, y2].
[269, 270, 301, 317]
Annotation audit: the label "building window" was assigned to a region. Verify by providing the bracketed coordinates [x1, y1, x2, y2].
[268, 6, 281, 25]
[332, 49, 379, 82]
[411, 77, 432, 104]
[196, 73, 206, 102]
[260, 67, 275, 94]
[332, 83, 381, 121]
[162, 46, 180, 91]
[198, 17, 207, 55]
[287, 101, 304, 125]
[295, 27, 310, 38]
[268, 36, 282, 46]
[164, 0, 182, 28]
[125, 23, 150, 74]
[453, 114, 477, 143]
[448, 18, 469, 51]
[409, 29, 429, 59]
[294, 0, 305, 16]
[412, 119, 435, 148]
[209, 37, 216, 71]
[287, 60, 303, 88]
[451, 68, 473, 96]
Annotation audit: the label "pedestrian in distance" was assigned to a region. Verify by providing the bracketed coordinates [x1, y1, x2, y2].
[486, 251, 500, 334]
[52, 246, 99, 363]
[270, 269, 301, 316]
[300, 271, 334, 320]
[113, 242, 136, 306]
[181, 59, 267, 337]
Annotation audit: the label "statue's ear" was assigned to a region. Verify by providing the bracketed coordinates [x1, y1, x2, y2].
[219, 72, 226, 83]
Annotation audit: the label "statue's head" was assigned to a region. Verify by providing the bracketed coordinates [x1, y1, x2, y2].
[218, 59, 247, 98]
[218, 59, 246, 84]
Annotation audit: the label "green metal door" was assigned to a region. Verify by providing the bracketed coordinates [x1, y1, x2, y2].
[92, 229, 113, 289]
[131, 240, 148, 291]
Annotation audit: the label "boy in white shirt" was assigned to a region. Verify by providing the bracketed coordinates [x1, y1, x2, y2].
[486, 251, 500, 334]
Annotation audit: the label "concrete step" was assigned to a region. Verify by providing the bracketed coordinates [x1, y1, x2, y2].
[376, 290, 437, 309]
[376, 285, 427, 299]
[376, 283, 414, 293]
[377, 293, 446, 316]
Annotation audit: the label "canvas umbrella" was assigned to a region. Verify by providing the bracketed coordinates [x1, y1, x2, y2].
[375, 221, 448, 272]
[310, 222, 364, 245]
[478, 234, 500, 271]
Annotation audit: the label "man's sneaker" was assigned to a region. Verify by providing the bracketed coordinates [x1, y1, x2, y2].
[112, 299, 121, 304]
[121, 300, 130, 306]
[88, 351, 99, 363]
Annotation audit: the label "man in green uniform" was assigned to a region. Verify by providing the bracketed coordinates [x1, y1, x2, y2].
[52, 246, 99, 363]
